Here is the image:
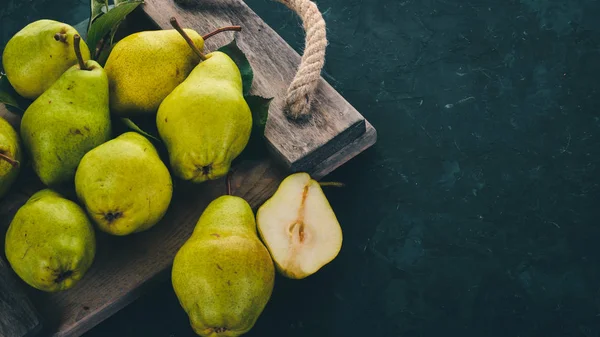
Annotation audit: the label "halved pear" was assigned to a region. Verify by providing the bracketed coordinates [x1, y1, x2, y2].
[256, 172, 343, 279]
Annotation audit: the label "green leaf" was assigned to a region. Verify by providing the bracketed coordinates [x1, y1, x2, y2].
[0, 75, 21, 110]
[89, 0, 109, 32]
[0, 73, 28, 112]
[96, 43, 114, 66]
[218, 39, 254, 96]
[95, 18, 121, 66]
[87, 1, 143, 59]
[235, 96, 272, 161]
[245, 95, 272, 133]
[120, 118, 162, 142]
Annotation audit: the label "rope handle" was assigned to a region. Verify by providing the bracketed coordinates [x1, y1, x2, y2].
[276, 0, 327, 120]
[173, 0, 328, 120]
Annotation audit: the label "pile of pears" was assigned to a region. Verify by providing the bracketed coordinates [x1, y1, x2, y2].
[0, 17, 344, 337]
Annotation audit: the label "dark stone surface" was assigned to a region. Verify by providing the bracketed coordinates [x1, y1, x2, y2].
[2, 0, 600, 336]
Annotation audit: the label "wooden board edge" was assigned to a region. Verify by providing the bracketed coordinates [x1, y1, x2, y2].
[312, 121, 377, 179]
[265, 83, 368, 172]
[297, 118, 367, 172]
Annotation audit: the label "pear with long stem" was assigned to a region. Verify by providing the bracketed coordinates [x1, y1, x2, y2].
[20, 34, 112, 187]
[156, 18, 252, 184]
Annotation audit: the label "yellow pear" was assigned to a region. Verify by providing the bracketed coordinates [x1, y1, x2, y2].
[2, 19, 90, 100]
[172, 196, 274, 337]
[74, 132, 173, 236]
[19, 36, 112, 187]
[5, 189, 96, 292]
[104, 28, 205, 116]
[156, 51, 252, 183]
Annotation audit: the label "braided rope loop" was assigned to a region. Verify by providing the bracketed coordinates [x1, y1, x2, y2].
[276, 0, 327, 120]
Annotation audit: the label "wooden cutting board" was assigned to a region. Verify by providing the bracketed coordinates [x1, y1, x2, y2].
[0, 1, 377, 336]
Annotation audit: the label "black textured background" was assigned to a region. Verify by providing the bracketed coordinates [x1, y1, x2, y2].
[2, 0, 600, 336]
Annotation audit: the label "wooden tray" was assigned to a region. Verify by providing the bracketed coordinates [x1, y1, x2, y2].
[0, 1, 377, 336]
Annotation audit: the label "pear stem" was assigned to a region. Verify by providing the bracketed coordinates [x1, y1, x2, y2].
[54, 33, 68, 43]
[73, 35, 88, 71]
[319, 182, 345, 188]
[170, 17, 207, 61]
[202, 26, 242, 40]
[226, 170, 233, 196]
[0, 152, 19, 168]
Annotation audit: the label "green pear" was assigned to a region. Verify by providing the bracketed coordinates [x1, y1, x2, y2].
[172, 196, 275, 337]
[5, 189, 96, 292]
[156, 51, 252, 183]
[20, 36, 112, 187]
[75, 132, 173, 236]
[256, 172, 343, 279]
[2, 19, 91, 100]
[0, 117, 22, 198]
[104, 29, 205, 116]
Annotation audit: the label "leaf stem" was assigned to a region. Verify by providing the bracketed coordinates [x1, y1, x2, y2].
[95, 37, 107, 60]
[170, 17, 206, 61]
[226, 170, 233, 196]
[0, 152, 19, 168]
[202, 26, 242, 40]
[73, 35, 88, 71]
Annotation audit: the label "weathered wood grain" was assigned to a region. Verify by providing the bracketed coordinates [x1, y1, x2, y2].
[139, 0, 367, 172]
[0, 1, 377, 336]
[0, 257, 43, 337]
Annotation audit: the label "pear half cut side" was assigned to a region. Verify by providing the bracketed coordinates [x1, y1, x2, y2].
[256, 172, 343, 279]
